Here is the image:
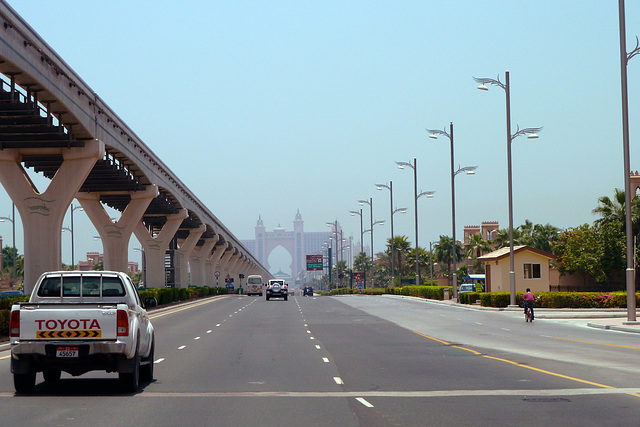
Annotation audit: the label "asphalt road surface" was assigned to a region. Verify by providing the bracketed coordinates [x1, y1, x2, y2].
[1, 294, 640, 426]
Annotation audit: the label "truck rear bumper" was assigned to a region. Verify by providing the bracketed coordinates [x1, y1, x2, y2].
[11, 341, 132, 376]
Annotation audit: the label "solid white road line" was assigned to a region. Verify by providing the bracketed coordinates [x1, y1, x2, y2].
[356, 397, 374, 407]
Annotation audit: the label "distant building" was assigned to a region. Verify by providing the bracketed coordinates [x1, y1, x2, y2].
[478, 245, 556, 293]
[241, 211, 363, 283]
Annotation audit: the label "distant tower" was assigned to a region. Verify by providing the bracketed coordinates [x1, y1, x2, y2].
[293, 209, 304, 280]
[255, 215, 266, 264]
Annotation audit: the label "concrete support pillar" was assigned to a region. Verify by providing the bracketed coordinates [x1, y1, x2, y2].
[134, 209, 188, 289]
[217, 249, 235, 286]
[176, 225, 206, 288]
[208, 241, 229, 287]
[78, 185, 158, 273]
[226, 253, 243, 285]
[0, 143, 104, 292]
[189, 236, 218, 287]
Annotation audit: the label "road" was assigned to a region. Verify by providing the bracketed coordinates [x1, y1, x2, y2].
[1, 294, 640, 426]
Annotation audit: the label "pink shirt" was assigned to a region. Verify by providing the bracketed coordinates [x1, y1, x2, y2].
[524, 292, 535, 302]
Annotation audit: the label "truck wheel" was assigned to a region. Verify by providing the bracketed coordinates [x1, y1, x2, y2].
[14, 371, 36, 393]
[266, 295, 270, 301]
[140, 340, 155, 383]
[43, 369, 61, 382]
[119, 348, 140, 392]
[284, 296, 288, 301]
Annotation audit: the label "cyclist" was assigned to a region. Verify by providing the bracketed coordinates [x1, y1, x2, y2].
[523, 288, 535, 321]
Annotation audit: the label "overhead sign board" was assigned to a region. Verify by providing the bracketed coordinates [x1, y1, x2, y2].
[306, 254, 323, 271]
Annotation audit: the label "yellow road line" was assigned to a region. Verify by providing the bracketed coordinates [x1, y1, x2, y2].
[412, 330, 640, 398]
[551, 336, 640, 350]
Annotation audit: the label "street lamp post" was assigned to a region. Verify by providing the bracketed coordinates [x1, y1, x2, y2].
[427, 123, 477, 300]
[618, 0, 640, 322]
[396, 159, 435, 286]
[326, 221, 338, 285]
[474, 72, 542, 306]
[363, 219, 385, 288]
[350, 209, 366, 289]
[358, 198, 375, 262]
[68, 203, 84, 270]
[376, 181, 407, 286]
[0, 203, 16, 286]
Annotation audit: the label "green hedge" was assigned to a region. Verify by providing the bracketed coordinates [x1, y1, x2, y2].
[469, 291, 639, 308]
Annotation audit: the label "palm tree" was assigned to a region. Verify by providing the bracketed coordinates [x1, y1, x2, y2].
[386, 235, 412, 285]
[532, 223, 561, 252]
[407, 247, 431, 284]
[492, 228, 511, 249]
[465, 234, 492, 274]
[353, 252, 372, 287]
[593, 188, 640, 236]
[434, 235, 463, 284]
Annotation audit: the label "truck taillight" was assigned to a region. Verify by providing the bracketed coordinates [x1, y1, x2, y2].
[117, 309, 129, 336]
[9, 310, 20, 337]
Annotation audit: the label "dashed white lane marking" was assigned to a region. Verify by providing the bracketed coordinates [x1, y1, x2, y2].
[322, 358, 329, 363]
[154, 358, 165, 364]
[216, 324, 221, 327]
[206, 330, 212, 334]
[195, 337, 200, 340]
[178, 345, 186, 350]
[306, 330, 311, 334]
[310, 337, 315, 340]
[356, 397, 374, 408]
[315, 345, 321, 350]
[333, 377, 344, 385]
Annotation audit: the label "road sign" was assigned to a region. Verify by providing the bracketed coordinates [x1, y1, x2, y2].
[306, 254, 323, 271]
[214, 271, 220, 278]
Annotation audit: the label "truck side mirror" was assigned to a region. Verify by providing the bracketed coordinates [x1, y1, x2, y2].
[144, 297, 158, 308]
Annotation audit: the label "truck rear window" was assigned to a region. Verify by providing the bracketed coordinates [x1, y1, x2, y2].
[37, 276, 126, 297]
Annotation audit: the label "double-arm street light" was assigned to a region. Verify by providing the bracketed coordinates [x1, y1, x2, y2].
[375, 181, 407, 286]
[359, 197, 384, 288]
[0, 203, 16, 285]
[473, 71, 541, 306]
[396, 158, 435, 286]
[349, 209, 366, 289]
[326, 221, 338, 284]
[427, 123, 477, 300]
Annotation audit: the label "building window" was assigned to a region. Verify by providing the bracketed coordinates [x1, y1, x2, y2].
[523, 263, 541, 279]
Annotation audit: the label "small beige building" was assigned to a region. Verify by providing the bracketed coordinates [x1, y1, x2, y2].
[478, 245, 556, 293]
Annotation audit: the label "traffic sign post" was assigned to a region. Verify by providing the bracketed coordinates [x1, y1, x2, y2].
[306, 254, 323, 271]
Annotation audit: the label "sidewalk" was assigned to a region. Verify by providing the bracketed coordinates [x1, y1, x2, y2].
[389, 294, 640, 334]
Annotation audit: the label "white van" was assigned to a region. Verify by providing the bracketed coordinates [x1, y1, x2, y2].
[246, 275, 263, 296]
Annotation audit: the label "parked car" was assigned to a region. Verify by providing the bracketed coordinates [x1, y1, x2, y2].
[458, 284, 475, 293]
[0, 290, 24, 298]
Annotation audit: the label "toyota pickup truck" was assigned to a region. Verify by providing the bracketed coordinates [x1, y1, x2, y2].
[9, 270, 156, 393]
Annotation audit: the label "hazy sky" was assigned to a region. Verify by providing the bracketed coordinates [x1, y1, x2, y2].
[2, 1, 640, 275]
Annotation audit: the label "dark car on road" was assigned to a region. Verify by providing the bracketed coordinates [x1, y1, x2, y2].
[303, 286, 313, 297]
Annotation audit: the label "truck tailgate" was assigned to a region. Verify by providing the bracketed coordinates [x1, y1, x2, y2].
[18, 304, 119, 340]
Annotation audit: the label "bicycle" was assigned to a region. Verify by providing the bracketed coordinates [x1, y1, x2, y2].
[524, 305, 533, 322]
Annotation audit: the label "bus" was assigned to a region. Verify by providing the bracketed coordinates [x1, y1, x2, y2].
[246, 275, 263, 296]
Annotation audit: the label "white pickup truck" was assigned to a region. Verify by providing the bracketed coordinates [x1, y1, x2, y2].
[9, 270, 156, 393]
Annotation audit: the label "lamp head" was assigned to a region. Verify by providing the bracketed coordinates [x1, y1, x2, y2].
[477, 84, 488, 91]
[376, 185, 383, 191]
[429, 134, 438, 140]
[527, 133, 539, 139]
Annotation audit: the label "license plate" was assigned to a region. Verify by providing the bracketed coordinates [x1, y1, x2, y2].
[56, 346, 79, 358]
